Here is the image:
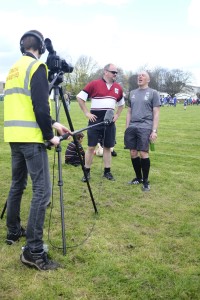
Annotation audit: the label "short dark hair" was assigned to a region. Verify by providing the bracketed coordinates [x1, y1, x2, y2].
[20, 30, 45, 53]
[76, 133, 84, 140]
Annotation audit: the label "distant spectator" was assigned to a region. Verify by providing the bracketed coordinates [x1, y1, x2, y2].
[169, 97, 174, 106]
[188, 97, 192, 105]
[160, 95, 164, 106]
[184, 99, 187, 110]
[173, 96, 177, 107]
[192, 98, 196, 105]
[166, 95, 171, 106]
[163, 96, 167, 106]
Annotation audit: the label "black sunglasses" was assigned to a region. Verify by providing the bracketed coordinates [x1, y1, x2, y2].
[106, 70, 118, 75]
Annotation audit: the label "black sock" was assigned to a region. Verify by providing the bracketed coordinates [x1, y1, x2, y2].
[141, 158, 150, 182]
[131, 157, 142, 179]
[85, 168, 90, 174]
[104, 168, 110, 174]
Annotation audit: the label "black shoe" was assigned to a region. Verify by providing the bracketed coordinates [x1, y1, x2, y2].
[111, 150, 117, 157]
[20, 247, 60, 271]
[142, 181, 150, 192]
[128, 178, 143, 185]
[103, 172, 115, 181]
[81, 172, 90, 182]
[6, 226, 26, 245]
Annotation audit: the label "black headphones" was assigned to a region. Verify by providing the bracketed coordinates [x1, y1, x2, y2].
[20, 30, 46, 54]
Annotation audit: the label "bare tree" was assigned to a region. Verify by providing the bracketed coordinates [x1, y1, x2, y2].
[161, 69, 193, 97]
[128, 73, 138, 91]
[64, 55, 99, 96]
[148, 67, 166, 91]
[62, 56, 195, 101]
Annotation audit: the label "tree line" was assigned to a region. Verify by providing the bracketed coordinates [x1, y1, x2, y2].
[60, 55, 196, 99]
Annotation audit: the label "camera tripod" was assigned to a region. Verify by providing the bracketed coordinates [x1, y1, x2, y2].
[49, 72, 98, 255]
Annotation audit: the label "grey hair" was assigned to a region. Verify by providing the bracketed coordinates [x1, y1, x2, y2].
[104, 64, 112, 70]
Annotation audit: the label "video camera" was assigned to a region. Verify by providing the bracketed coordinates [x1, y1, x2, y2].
[44, 38, 73, 82]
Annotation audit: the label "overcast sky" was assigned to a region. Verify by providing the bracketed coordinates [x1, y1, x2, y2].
[0, 0, 200, 86]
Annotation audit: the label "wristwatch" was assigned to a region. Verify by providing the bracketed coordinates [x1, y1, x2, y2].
[152, 129, 157, 133]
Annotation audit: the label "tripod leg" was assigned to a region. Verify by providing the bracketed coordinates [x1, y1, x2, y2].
[53, 86, 67, 255]
[1, 201, 7, 219]
[60, 87, 98, 214]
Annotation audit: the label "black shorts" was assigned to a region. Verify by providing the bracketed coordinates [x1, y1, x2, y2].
[87, 123, 116, 148]
[124, 127, 151, 152]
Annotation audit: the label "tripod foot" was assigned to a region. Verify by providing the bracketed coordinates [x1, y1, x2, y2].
[81, 173, 90, 182]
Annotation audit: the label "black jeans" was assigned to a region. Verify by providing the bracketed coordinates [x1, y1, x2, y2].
[6, 143, 51, 251]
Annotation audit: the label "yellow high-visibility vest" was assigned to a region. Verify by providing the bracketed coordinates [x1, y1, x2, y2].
[4, 55, 50, 142]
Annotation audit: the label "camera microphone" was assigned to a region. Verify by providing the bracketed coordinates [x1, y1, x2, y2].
[104, 109, 114, 125]
[44, 38, 55, 54]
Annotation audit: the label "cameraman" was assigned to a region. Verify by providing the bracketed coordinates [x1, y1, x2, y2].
[4, 30, 71, 270]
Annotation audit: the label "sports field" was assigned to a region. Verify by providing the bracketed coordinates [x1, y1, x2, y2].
[0, 101, 200, 299]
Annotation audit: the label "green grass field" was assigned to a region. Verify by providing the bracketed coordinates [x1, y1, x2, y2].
[0, 101, 200, 300]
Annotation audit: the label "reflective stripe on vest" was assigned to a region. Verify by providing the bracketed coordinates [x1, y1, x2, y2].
[4, 120, 39, 128]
